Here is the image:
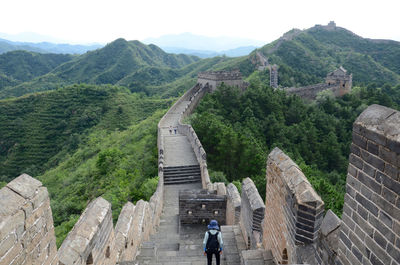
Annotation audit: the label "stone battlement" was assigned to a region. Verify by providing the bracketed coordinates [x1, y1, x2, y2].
[198, 70, 243, 81]
[286, 66, 352, 99]
[197, 70, 249, 92]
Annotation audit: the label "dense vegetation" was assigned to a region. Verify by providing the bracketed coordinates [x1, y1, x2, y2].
[0, 84, 173, 246]
[253, 26, 400, 87]
[190, 80, 400, 216]
[0, 39, 200, 99]
[0, 50, 73, 90]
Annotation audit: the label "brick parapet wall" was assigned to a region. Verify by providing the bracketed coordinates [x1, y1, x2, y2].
[286, 83, 341, 100]
[240, 178, 265, 249]
[57, 197, 117, 265]
[226, 183, 241, 225]
[263, 147, 324, 264]
[179, 190, 227, 225]
[0, 174, 58, 265]
[338, 104, 400, 265]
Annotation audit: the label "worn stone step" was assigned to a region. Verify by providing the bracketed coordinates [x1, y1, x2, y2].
[164, 168, 201, 174]
[164, 165, 200, 170]
[164, 179, 201, 185]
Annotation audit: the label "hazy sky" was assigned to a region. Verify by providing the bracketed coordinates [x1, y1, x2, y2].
[1, 0, 399, 44]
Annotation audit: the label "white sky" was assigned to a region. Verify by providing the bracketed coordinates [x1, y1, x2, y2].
[1, 0, 399, 44]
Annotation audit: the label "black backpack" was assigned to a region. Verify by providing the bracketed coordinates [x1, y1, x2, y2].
[206, 231, 219, 251]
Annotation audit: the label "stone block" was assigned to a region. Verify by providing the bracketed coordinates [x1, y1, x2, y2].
[6, 174, 42, 200]
[320, 210, 341, 237]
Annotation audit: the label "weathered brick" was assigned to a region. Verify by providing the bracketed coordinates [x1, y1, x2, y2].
[340, 231, 352, 249]
[365, 236, 391, 265]
[347, 175, 361, 192]
[353, 133, 367, 149]
[346, 184, 356, 198]
[367, 140, 379, 156]
[361, 150, 385, 172]
[380, 146, 398, 166]
[355, 193, 379, 217]
[372, 193, 400, 220]
[370, 253, 384, 265]
[363, 162, 377, 178]
[357, 204, 368, 220]
[348, 164, 358, 178]
[384, 163, 398, 180]
[351, 144, 361, 156]
[364, 129, 387, 147]
[387, 138, 400, 155]
[378, 211, 393, 229]
[349, 230, 369, 258]
[342, 212, 356, 231]
[373, 231, 388, 250]
[351, 245, 364, 263]
[369, 214, 396, 244]
[350, 154, 364, 169]
[381, 172, 400, 194]
[382, 187, 397, 204]
[344, 193, 357, 209]
[358, 171, 381, 194]
[387, 243, 400, 262]
[352, 211, 374, 237]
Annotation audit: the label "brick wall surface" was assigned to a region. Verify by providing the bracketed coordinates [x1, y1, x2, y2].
[57, 197, 117, 265]
[0, 174, 58, 265]
[240, 177, 265, 249]
[226, 183, 241, 225]
[263, 148, 324, 264]
[338, 104, 400, 265]
[179, 190, 226, 225]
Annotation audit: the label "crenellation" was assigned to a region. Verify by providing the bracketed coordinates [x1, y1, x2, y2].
[197, 70, 249, 92]
[0, 174, 58, 265]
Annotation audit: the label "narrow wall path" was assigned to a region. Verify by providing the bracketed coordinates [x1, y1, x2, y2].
[127, 89, 241, 264]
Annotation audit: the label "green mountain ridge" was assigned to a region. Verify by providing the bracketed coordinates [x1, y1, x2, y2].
[251, 25, 400, 87]
[0, 39, 200, 99]
[0, 50, 73, 90]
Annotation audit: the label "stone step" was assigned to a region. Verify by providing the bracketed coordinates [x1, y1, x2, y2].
[163, 167, 201, 174]
[164, 170, 201, 178]
[164, 172, 201, 179]
[164, 178, 201, 185]
[164, 165, 200, 171]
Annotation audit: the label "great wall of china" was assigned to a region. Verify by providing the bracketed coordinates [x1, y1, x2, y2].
[0, 71, 399, 265]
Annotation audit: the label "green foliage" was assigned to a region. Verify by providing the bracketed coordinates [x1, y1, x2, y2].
[0, 39, 200, 99]
[192, 83, 400, 215]
[209, 170, 228, 184]
[0, 50, 72, 90]
[0, 84, 171, 182]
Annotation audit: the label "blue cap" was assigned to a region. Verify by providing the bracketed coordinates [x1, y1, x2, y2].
[208, 220, 219, 230]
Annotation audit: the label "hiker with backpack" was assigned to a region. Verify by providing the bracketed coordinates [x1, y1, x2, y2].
[203, 220, 224, 265]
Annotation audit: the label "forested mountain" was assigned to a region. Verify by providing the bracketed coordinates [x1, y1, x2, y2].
[0, 84, 171, 182]
[250, 25, 400, 87]
[0, 39, 200, 99]
[0, 50, 73, 90]
[0, 38, 102, 54]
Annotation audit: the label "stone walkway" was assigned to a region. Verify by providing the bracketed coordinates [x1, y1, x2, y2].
[127, 97, 242, 264]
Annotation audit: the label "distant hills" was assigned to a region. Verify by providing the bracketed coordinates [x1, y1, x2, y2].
[143, 32, 263, 57]
[0, 38, 200, 99]
[162, 46, 258, 58]
[0, 23, 400, 100]
[0, 38, 103, 54]
[244, 24, 400, 87]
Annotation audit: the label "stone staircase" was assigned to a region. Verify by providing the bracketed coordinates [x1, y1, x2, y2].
[164, 165, 201, 185]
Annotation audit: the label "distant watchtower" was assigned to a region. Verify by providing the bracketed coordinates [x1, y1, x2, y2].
[325, 66, 352, 96]
[197, 70, 249, 92]
[269, 65, 279, 88]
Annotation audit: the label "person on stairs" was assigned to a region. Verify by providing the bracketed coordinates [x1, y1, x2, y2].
[203, 220, 223, 265]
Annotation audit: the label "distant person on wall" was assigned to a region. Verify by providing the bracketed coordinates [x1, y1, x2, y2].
[203, 220, 223, 265]
[169, 125, 172, 134]
[174, 127, 177, 134]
